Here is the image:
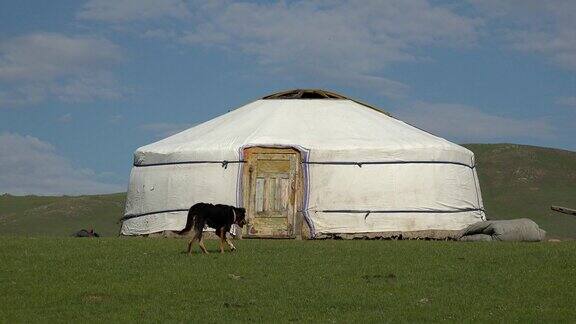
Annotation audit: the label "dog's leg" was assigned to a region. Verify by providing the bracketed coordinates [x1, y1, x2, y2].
[198, 232, 209, 254]
[187, 229, 200, 254]
[226, 235, 236, 252]
[187, 238, 195, 254]
[217, 227, 226, 254]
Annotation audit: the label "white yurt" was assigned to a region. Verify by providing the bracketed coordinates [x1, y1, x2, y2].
[121, 89, 485, 238]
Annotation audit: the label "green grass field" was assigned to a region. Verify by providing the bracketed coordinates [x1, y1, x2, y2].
[0, 143, 575, 238]
[1, 238, 575, 322]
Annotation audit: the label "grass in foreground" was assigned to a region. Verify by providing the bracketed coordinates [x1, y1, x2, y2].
[1, 238, 575, 322]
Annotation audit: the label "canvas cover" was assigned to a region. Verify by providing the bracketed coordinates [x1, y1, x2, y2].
[122, 99, 486, 236]
[458, 219, 546, 242]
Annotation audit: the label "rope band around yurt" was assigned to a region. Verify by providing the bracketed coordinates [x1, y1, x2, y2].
[121, 207, 485, 222]
[133, 160, 476, 169]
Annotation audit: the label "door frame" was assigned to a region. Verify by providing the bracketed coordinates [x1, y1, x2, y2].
[241, 146, 305, 238]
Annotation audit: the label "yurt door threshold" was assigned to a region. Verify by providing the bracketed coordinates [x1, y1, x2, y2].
[242, 147, 303, 238]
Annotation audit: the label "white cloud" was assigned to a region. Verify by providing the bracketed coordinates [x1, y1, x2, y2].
[77, 0, 190, 22]
[57, 113, 73, 123]
[50, 72, 122, 102]
[0, 133, 123, 195]
[0, 85, 45, 106]
[176, 0, 481, 96]
[505, 30, 576, 71]
[109, 114, 123, 123]
[82, 0, 479, 98]
[142, 29, 178, 41]
[139, 122, 192, 138]
[0, 32, 122, 81]
[329, 72, 410, 99]
[555, 96, 576, 108]
[395, 101, 554, 142]
[470, 0, 576, 71]
[0, 32, 123, 107]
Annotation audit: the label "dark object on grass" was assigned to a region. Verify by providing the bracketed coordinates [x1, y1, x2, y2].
[551, 206, 576, 216]
[457, 218, 546, 242]
[73, 228, 100, 238]
[180, 203, 246, 254]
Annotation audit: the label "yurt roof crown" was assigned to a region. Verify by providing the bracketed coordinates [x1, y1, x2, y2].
[262, 89, 391, 116]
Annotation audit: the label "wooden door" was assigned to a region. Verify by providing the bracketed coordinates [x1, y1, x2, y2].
[243, 147, 302, 238]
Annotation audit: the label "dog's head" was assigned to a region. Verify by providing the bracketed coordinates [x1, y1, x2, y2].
[234, 207, 247, 227]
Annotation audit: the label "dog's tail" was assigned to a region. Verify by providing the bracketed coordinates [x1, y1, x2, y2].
[179, 206, 197, 234]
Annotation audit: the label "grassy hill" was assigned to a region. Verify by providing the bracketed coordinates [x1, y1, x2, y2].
[0, 143, 575, 238]
[463, 144, 576, 239]
[0, 193, 125, 237]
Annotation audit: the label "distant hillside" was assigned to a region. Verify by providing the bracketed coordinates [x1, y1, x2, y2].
[1, 144, 575, 238]
[464, 144, 576, 239]
[0, 193, 125, 237]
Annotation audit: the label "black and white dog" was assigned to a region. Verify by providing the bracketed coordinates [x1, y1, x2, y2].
[180, 203, 246, 254]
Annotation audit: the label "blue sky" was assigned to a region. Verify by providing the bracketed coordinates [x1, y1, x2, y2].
[0, 0, 574, 195]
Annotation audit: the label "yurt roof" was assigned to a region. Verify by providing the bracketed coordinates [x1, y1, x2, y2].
[134, 89, 473, 166]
